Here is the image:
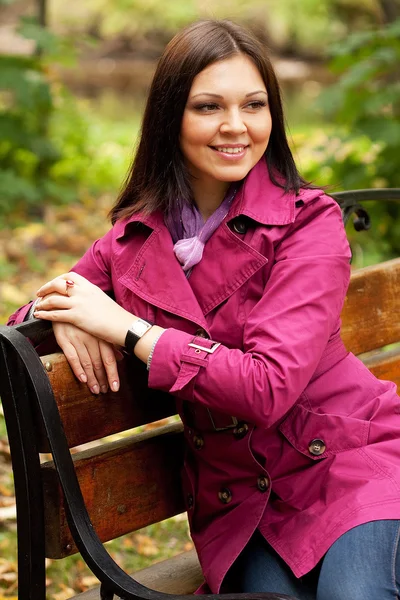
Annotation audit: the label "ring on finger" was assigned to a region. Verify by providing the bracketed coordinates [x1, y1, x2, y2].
[65, 279, 75, 296]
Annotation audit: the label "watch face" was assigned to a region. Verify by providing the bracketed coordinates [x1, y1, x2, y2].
[133, 320, 150, 337]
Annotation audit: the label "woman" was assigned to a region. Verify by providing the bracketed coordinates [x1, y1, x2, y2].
[8, 19, 400, 600]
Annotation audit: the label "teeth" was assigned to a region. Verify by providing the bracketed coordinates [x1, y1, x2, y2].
[216, 146, 245, 154]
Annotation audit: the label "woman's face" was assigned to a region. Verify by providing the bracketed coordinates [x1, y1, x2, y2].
[180, 54, 272, 190]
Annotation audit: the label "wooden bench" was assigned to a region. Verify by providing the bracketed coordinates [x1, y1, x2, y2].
[0, 189, 400, 600]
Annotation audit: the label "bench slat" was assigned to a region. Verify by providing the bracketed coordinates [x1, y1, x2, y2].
[38, 354, 176, 451]
[341, 258, 400, 356]
[42, 423, 185, 558]
[70, 549, 203, 599]
[363, 348, 400, 390]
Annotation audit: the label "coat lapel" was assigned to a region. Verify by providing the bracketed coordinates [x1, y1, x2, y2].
[117, 217, 209, 328]
[188, 222, 268, 315]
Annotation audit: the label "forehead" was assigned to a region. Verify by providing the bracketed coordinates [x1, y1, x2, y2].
[189, 54, 266, 96]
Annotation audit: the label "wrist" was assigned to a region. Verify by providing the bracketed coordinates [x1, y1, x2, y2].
[125, 318, 154, 354]
[110, 310, 165, 364]
[110, 310, 139, 347]
[134, 325, 165, 363]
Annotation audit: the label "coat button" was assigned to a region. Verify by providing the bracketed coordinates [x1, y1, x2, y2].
[257, 476, 270, 492]
[233, 422, 249, 440]
[193, 434, 204, 450]
[187, 494, 194, 509]
[218, 488, 232, 504]
[195, 328, 209, 339]
[308, 439, 326, 456]
[232, 219, 248, 234]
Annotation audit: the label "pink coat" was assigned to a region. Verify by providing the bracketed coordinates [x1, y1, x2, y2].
[9, 160, 400, 592]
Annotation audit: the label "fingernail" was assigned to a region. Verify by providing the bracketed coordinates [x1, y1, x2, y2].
[80, 373, 87, 383]
[100, 385, 108, 394]
[112, 381, 119, 392]
[91, 385, 99, 394]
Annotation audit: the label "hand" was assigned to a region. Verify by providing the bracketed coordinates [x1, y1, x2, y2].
[53, 322, 122, 394]
[34, 273, 134, 347]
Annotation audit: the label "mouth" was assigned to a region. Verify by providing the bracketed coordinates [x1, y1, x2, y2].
[210, 145, 249, 155]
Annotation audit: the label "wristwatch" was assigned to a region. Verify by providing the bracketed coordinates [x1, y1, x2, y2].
[125, 318, 153, 353]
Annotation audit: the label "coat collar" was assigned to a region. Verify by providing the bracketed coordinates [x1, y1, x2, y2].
[115, 159, 322, 239]
[114, 160, 322, 325]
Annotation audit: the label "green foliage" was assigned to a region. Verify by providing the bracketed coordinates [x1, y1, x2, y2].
[302, 18, 400, 259]
[0, 18, 89, 224]
[50, 0, 380, 55]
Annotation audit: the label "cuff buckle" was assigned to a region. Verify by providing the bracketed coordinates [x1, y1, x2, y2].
[187, 341, 221, 354]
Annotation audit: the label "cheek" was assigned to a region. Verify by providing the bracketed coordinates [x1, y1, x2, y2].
[250, 115, 272, 145]
[180, 115, 215, 150]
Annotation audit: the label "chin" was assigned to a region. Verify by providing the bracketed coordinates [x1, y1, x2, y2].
[214, 166, 253, 182]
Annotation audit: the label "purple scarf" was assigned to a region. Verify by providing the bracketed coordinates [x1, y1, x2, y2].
[165, 185, 238, 272]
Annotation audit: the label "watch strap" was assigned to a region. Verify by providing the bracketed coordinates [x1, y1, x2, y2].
[125, 319, 153, 353]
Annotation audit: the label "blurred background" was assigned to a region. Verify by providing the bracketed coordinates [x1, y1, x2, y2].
[0, 0, 399, 597]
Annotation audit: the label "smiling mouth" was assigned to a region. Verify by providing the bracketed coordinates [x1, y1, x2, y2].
[211, 145, 248, 154]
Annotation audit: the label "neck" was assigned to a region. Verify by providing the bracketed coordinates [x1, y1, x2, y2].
[191, 178, 231, 221]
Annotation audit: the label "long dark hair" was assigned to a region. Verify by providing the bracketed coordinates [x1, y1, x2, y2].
[110, 19, 306, 224]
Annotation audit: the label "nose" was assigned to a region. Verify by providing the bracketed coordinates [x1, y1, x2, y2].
[220, 109, 247, 135]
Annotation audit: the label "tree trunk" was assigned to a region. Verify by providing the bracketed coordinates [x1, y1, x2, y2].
[378, 0, 400, 23]
[37, 0, 46, 28]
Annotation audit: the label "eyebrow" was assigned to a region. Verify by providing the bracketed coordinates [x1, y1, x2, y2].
[190, 90, 268, 99]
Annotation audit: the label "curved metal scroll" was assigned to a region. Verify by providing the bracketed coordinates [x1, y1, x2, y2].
[331, 188, 400, 230]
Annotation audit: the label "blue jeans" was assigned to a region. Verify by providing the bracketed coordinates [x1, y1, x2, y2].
[226, 521, 400, 600]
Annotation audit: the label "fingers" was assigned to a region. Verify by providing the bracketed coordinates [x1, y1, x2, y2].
[36, 272, 87, 299]
[53, 324, 120, 395]
[37, 274, 77, 299]
[99, 340, 120, 392]
[82, 339, 109, 394]
[61, 341, 91, 386]
[35, 293, 71, 312]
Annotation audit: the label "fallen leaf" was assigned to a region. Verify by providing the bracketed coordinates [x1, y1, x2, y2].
[135, 534, 159, 557]
[184, 541, 194, 551]
[0, 505, 16, 520]
[0, 571, 17, 582]
[122, 537, 134, 548]
[53, 584, 76, 600]
[79, 575, 99, 589]
[0, 484, 14, 497]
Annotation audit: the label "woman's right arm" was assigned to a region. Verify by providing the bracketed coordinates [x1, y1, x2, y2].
[7, 228, 121, 394]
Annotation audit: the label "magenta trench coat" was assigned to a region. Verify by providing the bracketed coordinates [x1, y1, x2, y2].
[8, 160, 400, 592]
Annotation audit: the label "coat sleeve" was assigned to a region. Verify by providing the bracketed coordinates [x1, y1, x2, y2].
[148, 194, 352, 429]
[70, 227, 114, 291]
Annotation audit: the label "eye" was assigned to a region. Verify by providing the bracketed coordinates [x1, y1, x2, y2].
[193, 103, 220, 112]
[246, 100, 268, 110]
